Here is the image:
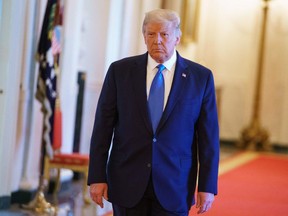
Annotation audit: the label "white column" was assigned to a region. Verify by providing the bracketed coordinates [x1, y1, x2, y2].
[60, 0, 84, 153]
[78, 0, 117, 154]
[0, 0, 25, 196]
[18, 0, 44, 191]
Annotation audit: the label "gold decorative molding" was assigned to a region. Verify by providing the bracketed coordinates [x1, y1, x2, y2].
[181, 0, 201, 44]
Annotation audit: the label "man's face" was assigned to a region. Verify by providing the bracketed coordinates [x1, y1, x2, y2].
[144, 22, 180, 63]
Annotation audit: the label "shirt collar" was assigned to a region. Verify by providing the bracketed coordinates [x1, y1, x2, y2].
[147, 50, 177, 72]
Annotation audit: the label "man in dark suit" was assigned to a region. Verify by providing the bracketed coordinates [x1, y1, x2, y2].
[88, 9, 219, 216]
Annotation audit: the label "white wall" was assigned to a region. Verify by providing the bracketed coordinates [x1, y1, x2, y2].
[18, 0, 46, 190]
[75, 0, 112, 154]
[261, 0, 288, 145]
[0, 0, 25, 196]
[197, 0, 288, 145]
[59, 0, 84, 153]
[197, 0, 259, 140]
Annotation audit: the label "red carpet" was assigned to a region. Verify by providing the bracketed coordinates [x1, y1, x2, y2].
[189, 154, 288, 216]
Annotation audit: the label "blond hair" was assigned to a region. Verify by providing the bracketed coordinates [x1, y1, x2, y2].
[142, 9, 182, 37]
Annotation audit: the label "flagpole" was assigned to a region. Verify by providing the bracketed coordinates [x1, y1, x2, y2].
[238, 0, 271, 150]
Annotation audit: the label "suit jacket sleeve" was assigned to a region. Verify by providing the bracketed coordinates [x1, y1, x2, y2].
[88, 63, 117, 184]
[197, 71, 219, 194]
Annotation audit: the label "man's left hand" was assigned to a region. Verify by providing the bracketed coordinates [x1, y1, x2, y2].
[196, 192, 215, 214]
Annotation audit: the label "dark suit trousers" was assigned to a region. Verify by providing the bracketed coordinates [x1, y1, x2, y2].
[112, 177, 189, 216]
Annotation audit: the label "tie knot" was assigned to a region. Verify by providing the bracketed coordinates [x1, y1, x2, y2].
[157, 64, 166, 73]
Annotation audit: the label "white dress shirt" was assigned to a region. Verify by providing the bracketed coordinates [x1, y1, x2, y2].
[146, 50, 177, 110]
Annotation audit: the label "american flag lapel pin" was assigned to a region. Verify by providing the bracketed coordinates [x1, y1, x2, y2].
[182, 73, 187, 78]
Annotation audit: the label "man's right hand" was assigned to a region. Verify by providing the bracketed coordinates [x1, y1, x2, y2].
[89, 183, 108, 208]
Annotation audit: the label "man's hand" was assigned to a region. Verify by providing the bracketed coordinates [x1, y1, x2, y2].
[89, 183, 108, 208]
[196, 192, 215, 214]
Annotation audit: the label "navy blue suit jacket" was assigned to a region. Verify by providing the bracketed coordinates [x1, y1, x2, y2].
[88, 52, 219, 212]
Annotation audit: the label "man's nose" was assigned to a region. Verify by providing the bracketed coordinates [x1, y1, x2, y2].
[154, 34, 162, 44]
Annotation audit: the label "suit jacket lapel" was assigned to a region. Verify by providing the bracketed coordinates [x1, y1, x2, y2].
[157, 54, 188, 132]
[130, 52, 189, 134]
[131, 53, 153, 133]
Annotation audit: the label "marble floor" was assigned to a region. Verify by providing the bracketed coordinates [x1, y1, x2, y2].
[0, 144, 268, 216]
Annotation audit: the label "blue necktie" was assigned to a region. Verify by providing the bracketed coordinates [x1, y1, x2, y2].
[148, 64, 165, 133]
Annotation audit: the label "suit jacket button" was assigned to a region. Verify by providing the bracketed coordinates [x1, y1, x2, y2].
[147, 163, 151, 168]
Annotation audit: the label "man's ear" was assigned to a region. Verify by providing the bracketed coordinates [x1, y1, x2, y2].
[175, 36, 181, 45]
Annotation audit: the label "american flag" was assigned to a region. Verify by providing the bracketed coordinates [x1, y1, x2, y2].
[51, 0, 63, 56]
[52, 26, 62, 55]
[36, 0, 63, 159]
